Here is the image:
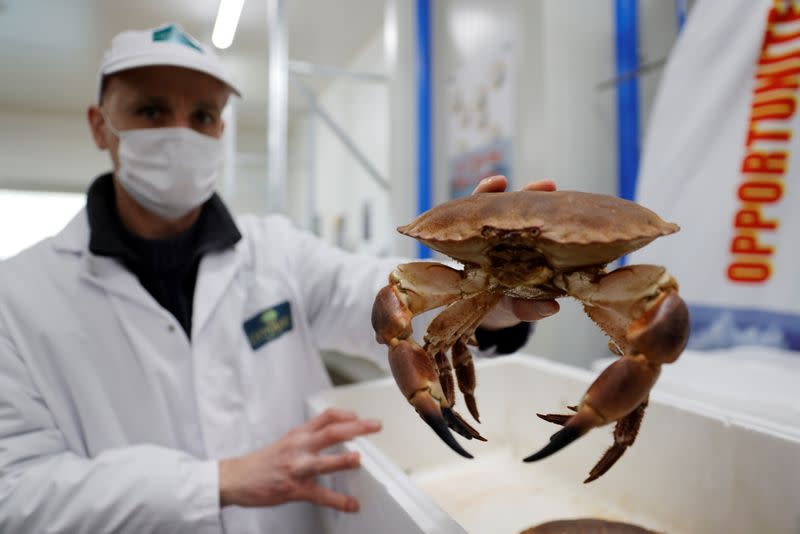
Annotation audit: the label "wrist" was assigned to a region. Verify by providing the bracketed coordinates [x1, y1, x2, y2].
[218, 457, 241, 507]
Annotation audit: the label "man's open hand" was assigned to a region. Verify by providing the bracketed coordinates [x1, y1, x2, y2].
[219, 408, 381, 513]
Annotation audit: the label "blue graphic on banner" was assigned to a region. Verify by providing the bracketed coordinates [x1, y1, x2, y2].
[688, 304, 800, 352]
[449, 138, 512, 199]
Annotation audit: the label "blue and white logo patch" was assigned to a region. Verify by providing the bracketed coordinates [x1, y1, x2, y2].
[243, 301, 293, 351]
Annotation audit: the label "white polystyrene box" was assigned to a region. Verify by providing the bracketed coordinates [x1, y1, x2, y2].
[306, 354, 800, 534]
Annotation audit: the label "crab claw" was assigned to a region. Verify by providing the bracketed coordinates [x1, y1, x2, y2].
[523, 425, 585, 463]
[388, 339, 483, 458]
[524, 289, 689, 479]
[410, 389, 474, 458]
[523, 352, 658, 467]
[535, 405, 578, 427]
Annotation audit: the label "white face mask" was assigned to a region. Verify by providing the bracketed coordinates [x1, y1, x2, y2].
[103, 113, 223, 220]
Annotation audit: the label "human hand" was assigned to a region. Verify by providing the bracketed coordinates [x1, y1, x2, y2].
[472, 175, 560, 330]
[218, 408, 382, 512]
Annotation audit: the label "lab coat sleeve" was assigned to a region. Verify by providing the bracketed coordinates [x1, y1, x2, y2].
[278, 218, 405, 367]
[0, 324, 222, 534]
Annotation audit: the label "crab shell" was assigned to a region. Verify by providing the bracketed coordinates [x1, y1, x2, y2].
[398, 191, 678, 270]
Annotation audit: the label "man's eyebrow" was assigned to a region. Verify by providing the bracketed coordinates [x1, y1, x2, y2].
[124, 95, 170, 110]
[196, 101, 222, 113]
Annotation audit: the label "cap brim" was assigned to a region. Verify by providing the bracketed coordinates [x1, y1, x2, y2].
[98, 57, 242, 101]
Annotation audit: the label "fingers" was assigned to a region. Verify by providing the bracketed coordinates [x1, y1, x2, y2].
[315, 451, 362, 475]
[480, 297, 560, 330]
[471, 176, 557, 195]
[479, 297, 519, 330]
[522, 179, 556, 192]
[303, 407, 359, 433]
[307, 418, 382, 452]
[304, 483, 361, 513]
[471, 175, 507, 194]
[291, 450, 362, 478]
[510, 298, 560, 321]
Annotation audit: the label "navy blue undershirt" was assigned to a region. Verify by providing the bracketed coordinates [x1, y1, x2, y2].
[86, 173, 241, 337]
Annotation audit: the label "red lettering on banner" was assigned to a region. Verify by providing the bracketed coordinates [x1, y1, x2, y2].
[727, 262, 772, 283]
[735, 206, 779, 230]
[745, 123, 791, 146]
[741, 151, 787, 174]
[758, 46, 800, 65]
[768, 0, 800, 21]
[750, 98, 797, 121]
[730, 235, 774, 255]
[737, 181, 784, 203]
[727, 3, 798, 284]
[764, 28, 800, 48]
[752, 95, 796, 120]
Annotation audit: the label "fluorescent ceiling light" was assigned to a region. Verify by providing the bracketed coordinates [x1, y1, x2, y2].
[212, 0, 245, 49]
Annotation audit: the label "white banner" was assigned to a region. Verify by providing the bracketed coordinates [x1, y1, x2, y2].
[632, 0, 800, 351]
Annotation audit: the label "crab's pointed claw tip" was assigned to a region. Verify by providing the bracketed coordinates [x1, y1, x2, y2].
[410, 393, 474, 458]
[536, 412, 572, 426]
[420, 410, 473, 459]
[523, 426, 582, 463]
[442, 406, 486, 441]
[465, 395, 481, 424]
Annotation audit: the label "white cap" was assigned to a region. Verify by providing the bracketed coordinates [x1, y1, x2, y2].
[97, 23, 241, 102]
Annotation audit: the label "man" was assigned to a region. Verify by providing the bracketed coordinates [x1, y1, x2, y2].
[0, 24, 558, 533]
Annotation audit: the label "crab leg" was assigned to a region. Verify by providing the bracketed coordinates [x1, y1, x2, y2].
[583, 399, 647, 483]
[424, 291, 502, 423]
[452, 339, 480, 422]
[524, 265, 689, 481]
[372, 262, 490, 458]
[537, 400, 647, 483]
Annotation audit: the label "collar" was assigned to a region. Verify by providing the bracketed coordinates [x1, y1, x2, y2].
[83, 173, 241, 271]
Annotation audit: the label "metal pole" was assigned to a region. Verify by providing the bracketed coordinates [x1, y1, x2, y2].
[615, 0, 640, 267]
[614, 0, 640, 203]
[221, 97, 237, 201]
[306, 112, 317, 233]
[675, 0, 687, 33]
[416, 0, 432, 259]
[267, 0, 288, 213]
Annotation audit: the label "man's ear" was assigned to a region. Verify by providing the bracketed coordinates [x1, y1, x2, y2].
[87, 105, 109, 150]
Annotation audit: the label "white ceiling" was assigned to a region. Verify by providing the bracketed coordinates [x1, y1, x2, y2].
[0, 0, 385, 130]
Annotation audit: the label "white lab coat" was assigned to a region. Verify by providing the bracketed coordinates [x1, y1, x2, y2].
[0, 209, 401, 533]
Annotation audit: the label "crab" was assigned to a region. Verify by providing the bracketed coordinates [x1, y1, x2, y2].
[371, 190, 689, 482]
[520, 518, 660, 534]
